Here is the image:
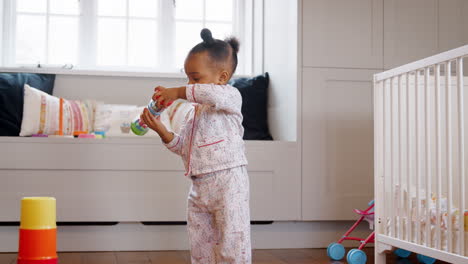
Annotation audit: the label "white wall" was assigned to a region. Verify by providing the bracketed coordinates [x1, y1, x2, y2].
[53, 74, 186, 106]
[263, 0, 298, 142]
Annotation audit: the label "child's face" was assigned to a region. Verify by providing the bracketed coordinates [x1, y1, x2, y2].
[184, 51, 230, 85]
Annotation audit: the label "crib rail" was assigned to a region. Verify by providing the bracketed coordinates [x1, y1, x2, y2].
[374, 45, 467, 263]
[375, 45, 468, 82]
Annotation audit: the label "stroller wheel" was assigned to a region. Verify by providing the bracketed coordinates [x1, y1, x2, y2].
[416, 254, 436, 264]
[327, 242, 345, 261]
[347, 249, 367, 264]
[394, 248, 411, 258]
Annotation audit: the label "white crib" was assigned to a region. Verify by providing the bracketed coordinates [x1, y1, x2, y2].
[374, 45, 468, 264]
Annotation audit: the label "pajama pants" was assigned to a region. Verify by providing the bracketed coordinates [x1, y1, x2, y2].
[187, 166, 251, 264]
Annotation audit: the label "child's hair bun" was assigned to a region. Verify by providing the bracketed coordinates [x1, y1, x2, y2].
[225, 37, 240, 54]
[190, 28, 239, 73]
[200, 28, 214, 44]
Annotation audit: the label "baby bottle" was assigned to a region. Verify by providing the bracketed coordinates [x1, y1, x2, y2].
[131, 100, 164, 136]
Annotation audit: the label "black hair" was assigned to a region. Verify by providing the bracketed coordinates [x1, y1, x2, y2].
[188, 28, 240, 75]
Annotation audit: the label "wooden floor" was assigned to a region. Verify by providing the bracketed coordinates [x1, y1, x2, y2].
[0, 248, 450, 264]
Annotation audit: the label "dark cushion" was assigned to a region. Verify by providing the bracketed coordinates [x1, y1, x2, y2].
[229, 72, 273, 140]
[0, 73, 56, 136]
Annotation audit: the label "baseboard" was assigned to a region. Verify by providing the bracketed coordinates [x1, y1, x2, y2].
[0, 221, 373, 252]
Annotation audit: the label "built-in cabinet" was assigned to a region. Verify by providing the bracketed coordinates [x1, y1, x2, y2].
[383, 0, 438, 69]
[437, 0, 468, 54]
[0, 139, 300, 222]
[302, 0, 383, 69]
[301, 68, 376, 220]
[300, 0, 468, 220]
[384, 0, 468, 69]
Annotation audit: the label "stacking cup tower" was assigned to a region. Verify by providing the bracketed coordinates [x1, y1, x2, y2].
[18, 197, 58, 264]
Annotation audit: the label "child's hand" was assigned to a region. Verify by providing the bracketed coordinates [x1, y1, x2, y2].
[140, 108, 162, 132]
[140, 108, 174, 143]
[153, 86, 186, 108]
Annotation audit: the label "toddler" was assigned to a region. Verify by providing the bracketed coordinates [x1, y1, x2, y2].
[140, 28, 251, 264]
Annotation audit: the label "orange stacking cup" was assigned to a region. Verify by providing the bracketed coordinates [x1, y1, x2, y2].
[17, 197, 57, 264]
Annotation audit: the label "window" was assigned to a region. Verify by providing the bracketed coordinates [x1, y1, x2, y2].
[96, 0, 159, 67]
[1, 0, 252, 74]
[13, 0, 80, 65]
[174, 0, 235, 69]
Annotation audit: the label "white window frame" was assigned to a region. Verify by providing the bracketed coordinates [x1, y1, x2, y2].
[0, 0, 4, 65]
[0, 0, 257, 77]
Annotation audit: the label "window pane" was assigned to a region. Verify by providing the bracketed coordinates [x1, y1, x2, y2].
[128, 20, 157, 67]
[206, 0, 232, 22]
[48, 16, 78, 64]
[16, 15, 46, 64]
[50, 0, 80, 15]
[175, 0, 203, 20]
[98, 0, 126, 16]
[97, 18, 126, 65]
[175, 22, 203, 70]
[205, 23, 233, 40]
[17, 0, 46, 13]
[129, 0, 158, 18]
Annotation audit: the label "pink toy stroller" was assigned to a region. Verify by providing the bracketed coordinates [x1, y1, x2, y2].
[327, 200, 375, 264]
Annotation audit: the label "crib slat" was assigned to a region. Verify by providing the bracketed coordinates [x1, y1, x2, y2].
[424, 67, 431, 247]
[398, 75, 404, 240]
[435, 63, 442, 250]
[374, 79, 384, 238]
[406, 72, 412, 242]
[390, 77, 396, 238]
[456, 57, 465, 256]
[415, 71, 421, 245]
[382, 78, 388, 236]
[446, 61, 453, 253]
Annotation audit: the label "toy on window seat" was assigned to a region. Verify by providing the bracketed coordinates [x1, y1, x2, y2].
[120, 122, 131, 134]
[93, 131, 106, 138]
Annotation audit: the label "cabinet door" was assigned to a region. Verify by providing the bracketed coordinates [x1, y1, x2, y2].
[384, 0, 438, 69]
[438, 0, 468, 53]
[302, 68, 376, 220]
[302, 0, 383, 69]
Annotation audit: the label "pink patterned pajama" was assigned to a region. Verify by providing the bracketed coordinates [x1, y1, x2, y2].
[163, 84, 251, 263]
[187, 166, 251, 264]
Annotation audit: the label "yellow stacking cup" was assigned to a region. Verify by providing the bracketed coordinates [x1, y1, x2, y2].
[20, 197, 56, 230]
